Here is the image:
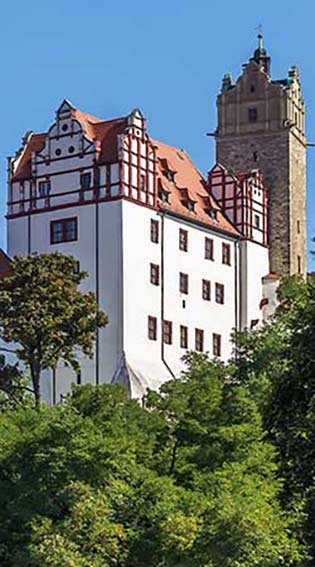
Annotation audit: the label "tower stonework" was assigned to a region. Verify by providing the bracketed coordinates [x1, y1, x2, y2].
[216, 36, 306, 276]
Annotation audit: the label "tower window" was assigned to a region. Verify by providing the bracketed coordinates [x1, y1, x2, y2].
[248, 108, 258, 123]
[250, 84, 256, 93]
[297, 255, 301, 274]
[253, 151, 258, 162]
[297, 220, 301, 234]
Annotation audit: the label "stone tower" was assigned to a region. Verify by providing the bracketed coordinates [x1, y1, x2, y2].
[216, 34, 306, 276]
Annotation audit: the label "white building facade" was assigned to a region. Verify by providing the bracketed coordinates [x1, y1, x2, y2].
[6, 100, 275, 402]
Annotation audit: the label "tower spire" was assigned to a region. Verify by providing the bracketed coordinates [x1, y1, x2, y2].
[251, 31, 271, 75]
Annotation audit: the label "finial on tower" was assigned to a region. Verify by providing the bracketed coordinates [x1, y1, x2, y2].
[258, 32, 263, 50]
[251, 27, 271, 75]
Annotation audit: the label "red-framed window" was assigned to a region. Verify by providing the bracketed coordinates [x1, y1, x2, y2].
[222, 243, 231, 265]
[163, 321, 173, 345]
[180, 325, 188, 349]
[202, 279, 211, 301]
[150, 219, 159, 243]
[195, 328, 204, 352]
[215, 283, 225, 304]
[179, 272, 189, 294]
[148, 316, 157, 340]
[150, 263, 160, 286]
[205, 237, 214, 260]
[179, 228, 188, 252]
[213, 333, 222, 357]
[80, 172, 92, 190]
[50, 217, 77, 244]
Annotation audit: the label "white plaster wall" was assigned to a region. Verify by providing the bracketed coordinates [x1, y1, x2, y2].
[122, 200, 237, 395]
[239, 240, 269, 328]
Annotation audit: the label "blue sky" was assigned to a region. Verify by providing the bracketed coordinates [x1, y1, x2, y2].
[1, 0, 314, 266]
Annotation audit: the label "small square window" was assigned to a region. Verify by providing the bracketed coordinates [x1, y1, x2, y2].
[202, 279, 211, 301]
[150, 220, 159, 243]
[254, 214, 260, 229]
[80, 172, 92, 190]
[148, 316, 157, 340]
[179, 272, 189, 295]
[150, 263, 160, 286]
[205, 237, 214, 260]
[179, 229, 188, 252]
[215, 283, 225, 304]
[163, 321, 172, 345]
[195, 329, 204, 352]
[248, 108, 257, 123]
[222, 243, 231, 265]
[180, 325, 188, 349]
[213, 333, 221, 357]
[38, 180, 51, 197]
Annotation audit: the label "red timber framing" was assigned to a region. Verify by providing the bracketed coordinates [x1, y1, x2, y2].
[207, 164, 268, 246]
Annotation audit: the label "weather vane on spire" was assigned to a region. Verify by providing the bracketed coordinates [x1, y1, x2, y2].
[255, 24, 263, 49]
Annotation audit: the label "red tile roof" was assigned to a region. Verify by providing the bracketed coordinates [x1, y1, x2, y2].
[10, 103, 239, 236]
[0, 250, 12, 279]
[153, 140, 239, 236]
[262, 273, 280, 280]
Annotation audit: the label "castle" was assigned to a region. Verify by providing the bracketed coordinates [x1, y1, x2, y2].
[4, 37, 307, 402]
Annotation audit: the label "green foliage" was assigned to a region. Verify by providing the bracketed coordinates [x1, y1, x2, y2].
[0, 359, 301, 567]
[0, 253, 108, 404]
[233, 275, 315, 565]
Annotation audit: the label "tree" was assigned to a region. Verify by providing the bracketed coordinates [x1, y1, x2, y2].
[0, 253, 108, 405]
[232, 275, 315, 566]
[0, 361, 302, 566]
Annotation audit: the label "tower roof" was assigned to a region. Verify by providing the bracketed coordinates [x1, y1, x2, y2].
[250, 33, 271, 75]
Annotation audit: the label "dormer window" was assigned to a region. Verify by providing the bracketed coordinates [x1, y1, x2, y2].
[187, 200, 195, 212]
[164, 170, 175, 182]
[159, 189, 170, 203]
[207, 208, 218, 220]
[38, 180, 51, 197]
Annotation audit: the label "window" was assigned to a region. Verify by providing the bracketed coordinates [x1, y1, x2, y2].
[150, 263, 160, 286]
[254, 214, 260, 229]
[180, 325, 188, 349]
[213, 333, 221, 357]
[195, 329, 204, 352]
[250, 84, 255, 93]
[148, 316, 157, 340]
[80, 172, 92, 190]
[150, 219, 159, 243]
[74, 261, 80, 275]
[222, 243, 231, 265]
[186, 200, 195, 212]
[38, 180, 51, 197]
[253, 151, 258, 162]
[179, 272, 189, 294]
[208, 209, 218, 220]
[159, 189, 169, 203]
[215, 283, 225, 304]
[51, 218, 77, 244]
[140, 175, 146, 191]
[297, 255, 301, 274]
[165, 170, 175, 182]
[179, 228, 188, 251]
[297, 220, 301, 234]
[248, 107, 257, 123]
[202, 279, 211, 301]
[163, 321, 172, 345]
[205, 237, 214, 260]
